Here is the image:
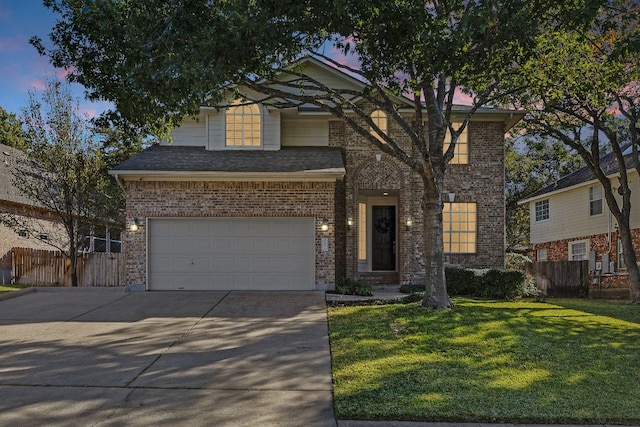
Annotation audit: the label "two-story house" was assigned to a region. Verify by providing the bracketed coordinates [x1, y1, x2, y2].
[519, 146, 640, 295]
[111, 57, 523, 291]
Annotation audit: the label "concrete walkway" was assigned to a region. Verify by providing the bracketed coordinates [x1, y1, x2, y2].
[0, 288, 335, 426]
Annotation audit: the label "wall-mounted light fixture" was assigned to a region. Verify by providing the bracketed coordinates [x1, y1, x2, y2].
[406, 217, 413, 231]
[130, 217, 142, 232]
[321, 217, 329, 232]
[375, 153, 382, 161]
[448, 192, 456, 203]
[347, 217, 354, 227]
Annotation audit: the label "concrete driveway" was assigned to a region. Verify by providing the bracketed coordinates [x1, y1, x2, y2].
[0, 288, 335, 427]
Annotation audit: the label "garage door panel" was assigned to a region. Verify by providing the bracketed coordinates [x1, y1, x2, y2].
[148, 217, 315, 291]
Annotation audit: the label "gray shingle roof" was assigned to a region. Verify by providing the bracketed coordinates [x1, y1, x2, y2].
[111, 145, 345, 173]
[0, 143, 34, 206]
[524, 145, 636, 200]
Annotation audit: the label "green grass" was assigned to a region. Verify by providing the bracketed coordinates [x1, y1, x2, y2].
[0, 284, 29, 293]
[328, 298, 640, 424]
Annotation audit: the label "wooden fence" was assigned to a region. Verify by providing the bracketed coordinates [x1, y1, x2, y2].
[525, 260, 590, 297]
[11, 247, 125, 287]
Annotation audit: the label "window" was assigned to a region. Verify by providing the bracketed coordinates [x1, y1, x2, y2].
[370, 110, 387, 143]
[589, 185, 603, 216]
[535, 199, 549, 221]
[17, 230, 28, 239]
[225, 101, 261, 147]
[569, 240, 588, 260]
[443, 122, 468, 164]
[358, 203, 367, 260]
[39, 233, 49, 241]
[443, 202, 476, 253]
[618, 239, 626, 269]
[537, 248, 548, 261]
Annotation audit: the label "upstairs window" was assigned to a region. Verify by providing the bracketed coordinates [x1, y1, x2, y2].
[443, 122, 468, 164]
[225, 102, 261, 147]
[535, 199, 549, 221]
[370, 110, 387, 143]
[443, 202, 476, 253]
[589, 185, 603, 216]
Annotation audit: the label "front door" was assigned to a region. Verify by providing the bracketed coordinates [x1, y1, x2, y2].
[372, 206, 396, 270]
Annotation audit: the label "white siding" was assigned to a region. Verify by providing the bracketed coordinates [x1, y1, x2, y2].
[530, 177, 640, 244]
[263, 109, 280, 150]
[207, 111, 225, 150]
[166, 114, 206, 146]
[281, 118, 329, 146]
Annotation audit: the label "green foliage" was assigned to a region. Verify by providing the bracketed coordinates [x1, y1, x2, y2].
[0, 106, 26, 151]
[335, 277, 373, 296]
[445, 267, 526, 301]
[328, 298, 640, 423]
[399, 284, 424, 294]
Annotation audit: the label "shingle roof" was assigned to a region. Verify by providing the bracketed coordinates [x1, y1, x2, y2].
[524, 145, 636, 201]
[111, 145, 345, 173]
[0, 143, 34, 206]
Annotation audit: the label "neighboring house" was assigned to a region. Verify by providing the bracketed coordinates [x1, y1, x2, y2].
[519, 146, 640, 291]
[0, 143, 66, 283]
[111, 57, 524, 291]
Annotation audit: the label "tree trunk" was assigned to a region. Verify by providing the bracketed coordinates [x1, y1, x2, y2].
[619, 218, 640, 303]
[421, 187, 451, 309]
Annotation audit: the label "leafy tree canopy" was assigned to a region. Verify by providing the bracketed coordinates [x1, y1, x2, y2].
[0, 106, 26, 151]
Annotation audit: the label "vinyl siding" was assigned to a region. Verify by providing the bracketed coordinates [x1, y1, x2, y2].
[166, 114, 206, 147]
[281, 118, 329, 146]
[530, 175, 640, 244]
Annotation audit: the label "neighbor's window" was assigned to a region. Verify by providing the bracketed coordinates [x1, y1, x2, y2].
[569, 240, 588, 261]
[39, 233, 49, 241]
[443, 122, 468, 164]
[443, 202, 476, 253]
[225, 101, 261, 147]
[370, 110, 387, 143]
[358, 203, 367, 260]
[17, 230, 28, 239]
[618, 239, 626, 269]
[537, 248, 548, 261]
[535, 199, 549, 221]
[589, 185, 603, 216]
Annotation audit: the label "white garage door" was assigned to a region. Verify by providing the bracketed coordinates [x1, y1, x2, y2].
[148, 217, 315, 291]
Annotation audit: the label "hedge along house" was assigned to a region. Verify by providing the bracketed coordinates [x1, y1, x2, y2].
[111, 57, 524, 291]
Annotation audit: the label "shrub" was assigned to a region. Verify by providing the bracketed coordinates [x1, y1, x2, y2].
[399, 284, 424, 294]
[335, 277, 374, 296]
[479, 269, 526, 300]
[446, 267, 479, 296]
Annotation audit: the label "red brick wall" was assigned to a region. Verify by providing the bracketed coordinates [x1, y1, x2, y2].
[124, 180, 336, 289]
[533, 228, 640, 288]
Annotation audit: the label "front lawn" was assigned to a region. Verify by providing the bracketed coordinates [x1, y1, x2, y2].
[0, 284, 28, 293]
[328, 298, 640, 424]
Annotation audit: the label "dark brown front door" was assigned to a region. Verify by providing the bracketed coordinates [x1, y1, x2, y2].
[372, 206, 395, 270]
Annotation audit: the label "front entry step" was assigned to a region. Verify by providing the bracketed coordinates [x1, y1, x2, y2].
[358, 272, 399, 285]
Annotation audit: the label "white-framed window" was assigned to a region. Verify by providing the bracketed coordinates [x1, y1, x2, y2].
[17, 230, 28, 239]
[358, 203, 367, 261]
[537, 248, 548, 261]
[225, 101, 261, 147]
[443, 202, 476, 253]
[618, 239, 626, 269]
[535, 199, 549, 221]
[569, 240, 589, 261]
[443, 122, 469, 164]
[38, 233, 49, 241]
[370, 110, 387, 143]
[589, 185, 603, 216]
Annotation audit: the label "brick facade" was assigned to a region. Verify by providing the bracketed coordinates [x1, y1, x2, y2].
[333, 117, 506, 286]
[124, 180, 336, 289]
[122, 116, 507, 290]
[533, 228, 640, 289]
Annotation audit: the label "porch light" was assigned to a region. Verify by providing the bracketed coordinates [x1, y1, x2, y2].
[448, 192, 456, 203]
[321, 218, 329, 232]
[130, 217, 141, 232]
[375, 153, 382, 161]
[347, 217, 354, 227]
[406, 217, 413, 230]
